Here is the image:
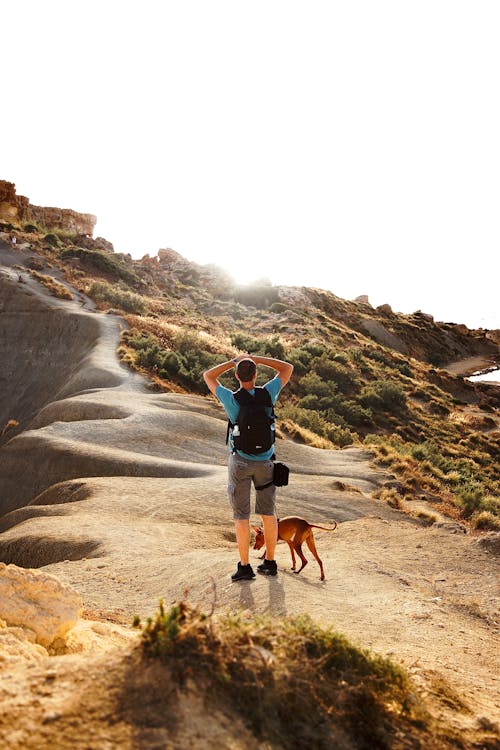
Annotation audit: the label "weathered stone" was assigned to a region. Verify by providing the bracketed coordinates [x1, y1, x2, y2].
[0, 563, 83, 647]
[434, 521, 467, 535]
[377, 303, 393, 315]
[94, 237, 114, 253]
[157, 248, 183, 263]
[353, 295, 371, 305]
[0, 180, 96, 236]
[413, 310, 435, 324]
[0, 624, 48, 665]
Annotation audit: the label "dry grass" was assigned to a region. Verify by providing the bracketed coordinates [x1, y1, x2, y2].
[28, 270, 73, 300]
[279, 418, 335, 449]
[132, 599, 455, 750]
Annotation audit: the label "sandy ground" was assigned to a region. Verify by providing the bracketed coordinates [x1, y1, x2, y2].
[0, 241, 499, 748]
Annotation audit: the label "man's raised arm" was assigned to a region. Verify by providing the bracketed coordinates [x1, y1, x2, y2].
[203, 356, 246, 394]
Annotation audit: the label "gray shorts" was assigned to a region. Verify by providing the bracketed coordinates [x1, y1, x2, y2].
[227, 453, 276, 520]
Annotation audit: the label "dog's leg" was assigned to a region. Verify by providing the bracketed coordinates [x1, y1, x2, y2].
[305, 533, 325, 580]
[292, 541, 308, 574]
[286, 540, 297, 571]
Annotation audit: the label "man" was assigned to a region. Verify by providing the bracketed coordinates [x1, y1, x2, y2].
[203, 354, 293, 581]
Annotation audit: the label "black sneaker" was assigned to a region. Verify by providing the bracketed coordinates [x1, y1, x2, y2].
[257, 559, 278, 576]
[231, 563, 256, 581]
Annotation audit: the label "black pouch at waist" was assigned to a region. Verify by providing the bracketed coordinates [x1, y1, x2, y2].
[272, 462, 289, 487]
[254, 462, 290, 491]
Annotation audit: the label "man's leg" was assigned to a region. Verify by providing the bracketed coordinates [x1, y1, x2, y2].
[261, 514, 278, 561]
[254, 459, 277, 569]
[234, 519, 251, 565]
[228, 454, 255, 580]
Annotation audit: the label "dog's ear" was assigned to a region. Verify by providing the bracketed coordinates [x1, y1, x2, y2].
[251, 525, 262, 533]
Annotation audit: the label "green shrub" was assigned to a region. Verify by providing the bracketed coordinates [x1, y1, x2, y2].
[299, 372, 336, 399]
[61, 246, 140, 285]
[262, 334, 286, 359]
[88, 281, 147, 314]
[288, 347, 313, 375]
[311, 355, 358, 392]
[136, 342, 164, 369]
[231, 332, 261, 353]
[230, 333, 285, 359]
[360, 380, 407, 412]
[297, 393, 322, 410]
[473, 511, 500, 531]
[326, 399, 373, 427]
[124, 328, 220, 391]
[280, 405, 355, 447]
[332, 352, 349, 364]
[454, 483, 484, 518]
[44, 233, 61, 247]
[479, 495, 500, 516]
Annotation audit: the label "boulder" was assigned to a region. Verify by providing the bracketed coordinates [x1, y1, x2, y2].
[413, 310, 435, 324]
[376, 303, 393, 315]
[0, 563, 83, 647]
[353, 295, 371, 305]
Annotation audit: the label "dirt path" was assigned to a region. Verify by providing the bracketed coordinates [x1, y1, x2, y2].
[1, 473, 498, 747]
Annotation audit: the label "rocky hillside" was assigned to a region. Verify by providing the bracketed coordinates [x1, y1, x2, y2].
[0, 191, 499, 749]
[2, 211, 498, 532]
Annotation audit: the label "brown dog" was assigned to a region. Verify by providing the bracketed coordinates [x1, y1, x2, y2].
[252, 516, 337, 581]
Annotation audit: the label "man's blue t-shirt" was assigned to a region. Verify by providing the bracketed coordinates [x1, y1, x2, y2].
[216, 376, 282, 461]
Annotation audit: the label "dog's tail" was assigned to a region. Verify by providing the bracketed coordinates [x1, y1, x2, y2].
[309, 521, 338, 532]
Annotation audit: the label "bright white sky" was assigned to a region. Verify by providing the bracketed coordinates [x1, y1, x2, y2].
[3, 1, 499, 329]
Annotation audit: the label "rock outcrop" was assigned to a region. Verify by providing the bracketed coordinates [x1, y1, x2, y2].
[0, 180, 96, 236]
[0, 563, 82, 647]
[353, 294, 371, 305]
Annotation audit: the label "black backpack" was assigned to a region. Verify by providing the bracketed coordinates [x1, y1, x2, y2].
[226, 387, 275, 455]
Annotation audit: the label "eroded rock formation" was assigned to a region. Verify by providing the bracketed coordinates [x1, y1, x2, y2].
[0, 563, 82, 648]
[0, 180, 96, 236]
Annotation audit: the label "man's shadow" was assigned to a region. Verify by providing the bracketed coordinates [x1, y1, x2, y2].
[263, 574, 286, 616]
[236, 578, 256, 611]
[235, 572, 286, 616]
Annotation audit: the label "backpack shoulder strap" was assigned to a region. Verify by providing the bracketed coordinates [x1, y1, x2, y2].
[226, 388, 247, 444]
[233, 387, 253, 405]
[253, 386, 272, 406]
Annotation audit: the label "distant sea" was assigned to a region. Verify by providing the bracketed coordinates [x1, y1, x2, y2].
[469, 369, 500, 385]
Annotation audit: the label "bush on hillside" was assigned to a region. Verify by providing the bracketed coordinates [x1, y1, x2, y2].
[230, 333, 286, 360]
[360, 380, 407, 412]
[124, 328, 220, 392]
[89, 281, 147, 314]
[44, 233, 61, 247]
[61, 246, 140, 286]
[311, 354, 358, 392]
[280, 404, 355, 447]
[472, 511, 500, 531]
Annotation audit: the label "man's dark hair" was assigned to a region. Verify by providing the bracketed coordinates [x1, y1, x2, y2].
[236, 358, 256, 382]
